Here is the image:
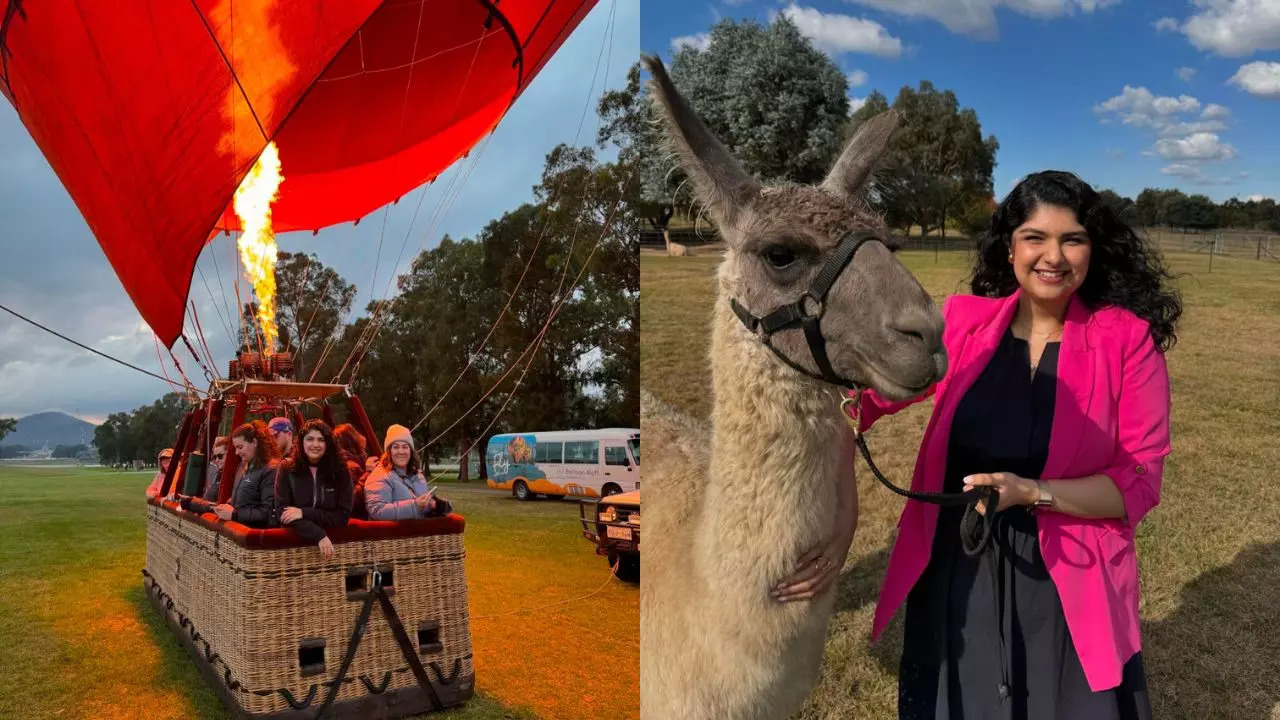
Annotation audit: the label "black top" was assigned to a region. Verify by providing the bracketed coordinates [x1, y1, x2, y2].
[946, 327, 1061, 494]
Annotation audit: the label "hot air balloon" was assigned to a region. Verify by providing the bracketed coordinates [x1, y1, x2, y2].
[1, 2, 602, 716]
[0, 0, 597, 346]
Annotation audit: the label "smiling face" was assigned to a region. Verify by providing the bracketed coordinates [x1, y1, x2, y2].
[1010, 203, 1092, 310]
[389, 441, 412, 469]
[302, 430, 326, 463]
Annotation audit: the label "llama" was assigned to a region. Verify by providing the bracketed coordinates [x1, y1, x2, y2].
[638, 54, 948, 720]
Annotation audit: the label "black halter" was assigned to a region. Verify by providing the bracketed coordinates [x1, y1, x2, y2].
[730, 228, 1015, 699]
[728, 230, 997, 532]
[729, 230, 872, 390]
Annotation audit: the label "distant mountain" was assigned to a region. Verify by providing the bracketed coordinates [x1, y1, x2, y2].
[0, 412, 97, 447]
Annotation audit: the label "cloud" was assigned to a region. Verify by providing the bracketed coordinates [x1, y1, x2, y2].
[848, 96, 868, 115]
[1176, 66, 1196, 82]
[1094, 86, 1211, 133]
[1160, 163, 1239, 185]
[847, 69, 869, 87]
[1154, 132, 1238, 162]
[1246, 194, 1273, 202]
[0, 0, 640, 420]
[1228, 61, 1280, 98]
[1201, 103, 1231, 119]
[780, 5, 903, 57]
[1106, 148, 1124, 159]
[839, 0, 1120, 40]
[1178, 0, 1280, 57]
[1154, 17, 1180, 32]
[671, 32, 712, 52]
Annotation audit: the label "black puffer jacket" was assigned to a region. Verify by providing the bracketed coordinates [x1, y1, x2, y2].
[227, 460, 280, 528]
[273, 460, 353, 543]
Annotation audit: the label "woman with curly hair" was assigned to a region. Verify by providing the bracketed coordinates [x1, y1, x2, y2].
[274, 419, 354, 559]
[775, 171, 1180, 719]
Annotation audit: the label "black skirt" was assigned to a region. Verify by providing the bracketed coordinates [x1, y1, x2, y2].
[897, 328, 1152, 720]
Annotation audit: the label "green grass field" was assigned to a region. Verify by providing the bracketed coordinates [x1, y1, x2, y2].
[641, 249, 1280, 720]
[0, 467, 638, 720]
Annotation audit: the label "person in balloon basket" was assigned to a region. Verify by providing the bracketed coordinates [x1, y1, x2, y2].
[333, 423, 372, 519]
[144, 447, 175, 499]
[274, 420, 354, 560]
[363, 424, 452, 521]
[180, 422, 279, 528]
[775, 171, 1179, 719]
[268, 416, 295, 457]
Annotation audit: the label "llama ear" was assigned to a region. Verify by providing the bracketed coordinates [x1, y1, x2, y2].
[641, 54, 759, 231]
[821, 108, 900, 199]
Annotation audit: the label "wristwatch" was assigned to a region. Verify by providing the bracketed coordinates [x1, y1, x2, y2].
[1032, 479, 1054, 510]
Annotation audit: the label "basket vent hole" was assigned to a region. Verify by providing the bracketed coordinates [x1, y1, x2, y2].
[380, 568, 395, 588]
[298, 638, 326, 676]
[345, 571, 367, 594]
[418, 621, 442, 654]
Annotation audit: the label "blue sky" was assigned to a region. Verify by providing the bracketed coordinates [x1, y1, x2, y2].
[0, 0, 638, 421]
[642, 0, 1279, 203]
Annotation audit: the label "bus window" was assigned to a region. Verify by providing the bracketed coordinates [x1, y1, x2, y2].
[605, 445, 630, 466]
[564, 440, 599, 464]
[628, 438, 640, 465]
[536, 441, 563, 463]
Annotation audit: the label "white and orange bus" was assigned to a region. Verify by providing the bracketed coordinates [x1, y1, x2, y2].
[485, 428, 639, 501]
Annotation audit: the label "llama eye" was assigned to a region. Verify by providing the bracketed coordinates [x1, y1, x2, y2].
[763, 245, 796, 269]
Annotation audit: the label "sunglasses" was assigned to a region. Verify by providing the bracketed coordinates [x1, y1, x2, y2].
[212, 453, 226, 460]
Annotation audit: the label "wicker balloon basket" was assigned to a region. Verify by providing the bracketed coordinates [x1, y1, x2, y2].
[144, 498, 476, 719]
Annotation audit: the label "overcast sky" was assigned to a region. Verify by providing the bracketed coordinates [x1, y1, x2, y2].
[0, 0, 639, 425]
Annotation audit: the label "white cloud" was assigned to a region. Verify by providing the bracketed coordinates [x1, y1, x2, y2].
[840, 0, 1119, 40]
[1106, 147, 1124, 159]
[1202, 103, 1231, 119]
[1246, 194, 1273, 202]
[1228, 61, 1280, 98]
[1095, 86, 1206, 132]
[1179, 0, 1280, 57]
[1176, 66, 1196, 82]
[779, 5, 904, 58]
[1154, 17, 1180, 32]
[848, 96, 868, 115]
[1154, 132, 1238, 162]
[671, 33, 712, 52]
[847, 69, 869, 87]
[1160, 164, 1240, 185]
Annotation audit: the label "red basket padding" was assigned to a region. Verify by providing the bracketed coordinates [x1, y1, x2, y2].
[149, 498, 465, 549]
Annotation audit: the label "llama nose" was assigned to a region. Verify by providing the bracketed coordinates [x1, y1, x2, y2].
[888, 304, 943, 352]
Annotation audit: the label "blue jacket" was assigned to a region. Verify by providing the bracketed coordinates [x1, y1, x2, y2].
[363, 464, 432, 520]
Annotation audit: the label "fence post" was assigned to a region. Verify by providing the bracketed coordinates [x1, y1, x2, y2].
[1208, 238, 1214, 273]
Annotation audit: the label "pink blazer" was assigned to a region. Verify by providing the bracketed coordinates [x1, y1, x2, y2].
[851, 288, 1171, 692]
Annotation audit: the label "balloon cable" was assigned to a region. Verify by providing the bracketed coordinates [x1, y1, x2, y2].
[0, 301, 195, 388]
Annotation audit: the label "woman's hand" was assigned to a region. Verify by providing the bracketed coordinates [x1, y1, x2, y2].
[281, 506, 302, 524]
[213, 504, 234, 521]
[771, 521, 856, 603]
[317, 536, 334, 560]
[964, 472, 1037, 514]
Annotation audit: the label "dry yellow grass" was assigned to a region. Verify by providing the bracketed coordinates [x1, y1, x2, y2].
[640, 249, 1280, 720]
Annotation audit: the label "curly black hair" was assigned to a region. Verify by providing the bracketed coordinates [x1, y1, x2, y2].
[969, 170, 1182, 352]
[283, 419, 346, 480]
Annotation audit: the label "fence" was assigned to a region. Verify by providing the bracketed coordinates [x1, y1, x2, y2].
[642, 226, 1280, 268]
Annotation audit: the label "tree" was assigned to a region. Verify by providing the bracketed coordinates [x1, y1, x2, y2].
[652, 16, 851, 217]
[1098, 189, 1138, 225]
[273, 251, 357, 380]
[855, 81, 998, 238]
[0, 417, 15, 443]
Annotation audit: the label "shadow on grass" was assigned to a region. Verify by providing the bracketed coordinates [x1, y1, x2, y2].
[125, 582, 229, 720]
[834, 547, 890, 615]
[1143, 540, 1280, 719]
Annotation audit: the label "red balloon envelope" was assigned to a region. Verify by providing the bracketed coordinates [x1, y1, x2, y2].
[0, 0, 598, 345]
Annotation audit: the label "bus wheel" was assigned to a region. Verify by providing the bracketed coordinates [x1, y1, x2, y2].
[601, 483, 621, 497]
[514, 481, 533, 501]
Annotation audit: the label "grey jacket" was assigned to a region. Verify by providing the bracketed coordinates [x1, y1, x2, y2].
[363, 464, 431, 520]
